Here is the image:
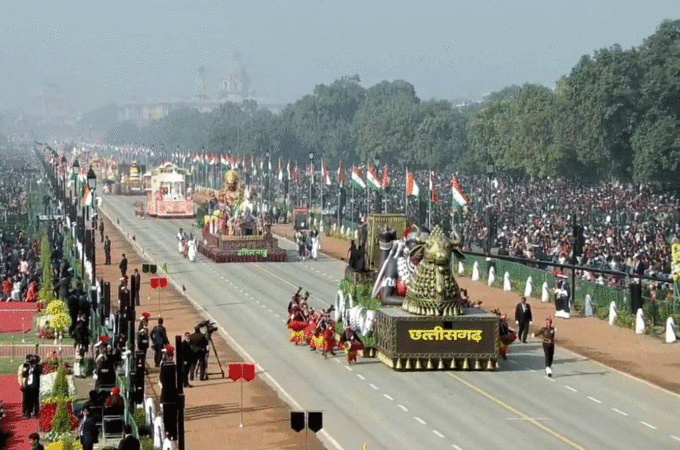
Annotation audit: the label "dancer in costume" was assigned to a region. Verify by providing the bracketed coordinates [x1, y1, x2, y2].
[339, 324, 364, 365]
[321, 321, 337, 358]
[533, 316, 556, 377]
[497, 313, 516, 360]
[288, 306, 307, 345]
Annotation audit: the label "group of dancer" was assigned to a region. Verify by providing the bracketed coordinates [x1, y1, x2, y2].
[176, 228, 197, 262]
[286, 288, 365, 364]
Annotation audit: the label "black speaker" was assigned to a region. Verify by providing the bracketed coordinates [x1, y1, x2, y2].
[133, 351, 145, 404]
[290, 411, 305, 432]
[630, 283, 643, 312]
[307, 411, 323, 433]
[160, 362, 178, 440]
[103, 281, 111, 317]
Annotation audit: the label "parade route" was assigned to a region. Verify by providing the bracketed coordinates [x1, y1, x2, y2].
[101, 195, 680, 450]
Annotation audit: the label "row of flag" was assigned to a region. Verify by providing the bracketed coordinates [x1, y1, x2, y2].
[169, 152, 471, 209]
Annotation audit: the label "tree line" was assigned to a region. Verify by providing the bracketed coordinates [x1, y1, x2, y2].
[105, 19, 680, 189]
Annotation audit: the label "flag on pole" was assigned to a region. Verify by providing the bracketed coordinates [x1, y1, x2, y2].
[451, 175, 470, 209]
[277, 159, 283, 181]
[366, 165, 382, 191]
[322, 160, 331, 186]
[287, 160, 291, 179]
[382, 166, 389, 189]
[406, 170, 420, 197]
[337, 161, 345, 187]
[81, 185, 93, 207]
[351, 166, 366, 189]
[429, 171, 437, 203]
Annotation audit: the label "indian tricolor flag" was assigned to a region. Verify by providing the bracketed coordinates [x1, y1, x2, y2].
[381, 166, 389, 189]
[337, 161, 345, 187]
[451, 175, 470, 209]
[429, 171, 437, 203]
[405, 170, 419, 197]
[321, 161, 331, 185]
[366, 165, 382, 190]
[351, 166, 366, 189]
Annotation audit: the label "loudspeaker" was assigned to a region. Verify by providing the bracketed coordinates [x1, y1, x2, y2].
[103, 282, 111, 317]
[630, 283, 643, 312]
[160, 362, 178, 440]
[133, 351, 145, 404]
[290, 411, 305, 432]
[307, 411, 323, 432]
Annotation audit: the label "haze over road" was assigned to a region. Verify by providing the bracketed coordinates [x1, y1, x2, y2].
[102, 195, 680, 450]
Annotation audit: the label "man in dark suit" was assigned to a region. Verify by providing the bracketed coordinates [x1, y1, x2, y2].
[79, 406, 99, 450]
[104, 236, 111, 265]
[131, 268, 141, 306]
[118, 424, 141, 450]
[150, 318, 169, 367]
[119, 253, 128, 278]
[514, 296, 533, 343]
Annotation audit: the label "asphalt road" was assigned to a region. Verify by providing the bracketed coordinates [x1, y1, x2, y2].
[102, 195, 680, 450]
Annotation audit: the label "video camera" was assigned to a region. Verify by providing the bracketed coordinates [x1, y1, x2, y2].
[197, 319, 218, 337]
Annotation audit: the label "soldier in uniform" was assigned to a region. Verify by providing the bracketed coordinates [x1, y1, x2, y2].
[104, 236, 111, 265]
[533, 316, 557, 377]
[189, 326, 208, 381]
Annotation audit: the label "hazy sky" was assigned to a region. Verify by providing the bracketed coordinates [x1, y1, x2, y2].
[0, 0, 677, 113]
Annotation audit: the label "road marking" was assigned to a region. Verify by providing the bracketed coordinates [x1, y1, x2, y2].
[398, 405, 408, 412]
[640, 421, 657, 430]
[383, 394, 393, 401]
[414, 417, 426, 425]
[564, 386, 578, 392]
[334, 359, 342, 364]
[356, 374, 365, 380]
[433, 430, 445, 438]
[452, 446, 463, 450]
[369, 383, 378, 390]
[612, 408, 628, 416]
[345, 366, 353, 371]
[447, 373, 585, 450]
[545, 377, 556, 382]
[587, 396, 602, 404]
[274, 313, 280, 318]
[671, 435, 680, 442]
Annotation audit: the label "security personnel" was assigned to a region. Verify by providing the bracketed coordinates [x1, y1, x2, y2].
[189, 326, 209, 381]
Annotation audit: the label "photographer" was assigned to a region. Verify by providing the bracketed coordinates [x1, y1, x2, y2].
[18, 354, 41, 417]
[189, 325, 209, 381]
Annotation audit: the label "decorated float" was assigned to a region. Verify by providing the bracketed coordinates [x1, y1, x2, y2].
[198, 169, 287, 262]
[333, 214, 499, 371]
[119, 162, 145, 195]
[145, 162, 194, 218]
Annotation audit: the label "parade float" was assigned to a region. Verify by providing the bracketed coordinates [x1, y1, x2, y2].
[198, 169, 287, 262]
[333, 214, 499, 371]
[145, 162, 195, 218]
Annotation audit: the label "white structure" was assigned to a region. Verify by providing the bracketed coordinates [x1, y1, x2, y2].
[608, 301, 617, 325]
[471, 261, 480, 281]
[487, 266, 495, 286]
[635, 308, 646, 334]
[502, 272, 511, 291]
[541, 282, 550, 303]
[524, 277, 533, 297]
[584, 294, 594, 317]
[665, 317, 677, 343]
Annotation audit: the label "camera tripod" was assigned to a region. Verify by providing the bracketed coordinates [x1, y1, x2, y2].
[205, 333, 225, 379]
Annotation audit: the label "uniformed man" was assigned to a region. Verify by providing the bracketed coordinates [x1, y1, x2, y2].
[104, 236, 111, 265]
[189, 326, 208, 381]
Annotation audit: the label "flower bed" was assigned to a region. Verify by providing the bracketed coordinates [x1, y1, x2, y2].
[38, 400, 79, 432]
[40, 372, 76, 398]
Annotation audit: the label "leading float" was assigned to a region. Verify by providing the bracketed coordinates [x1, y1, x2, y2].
[331, 214, 499, 371]
[145, 162, 195, 218]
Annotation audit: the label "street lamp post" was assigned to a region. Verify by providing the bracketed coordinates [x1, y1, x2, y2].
[374, 156, 381, 213]
[72, 159, 80, 223]
[61, 155, 67, 204]
[87, 167, 97, 284]
[266, 151, 272, 215]
[485, 163, 495, 255]
[308, 152, 315, 212]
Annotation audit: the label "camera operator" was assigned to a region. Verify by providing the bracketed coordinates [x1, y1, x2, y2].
[18, 354, 41, 417]
[189, 325, 209, 381]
